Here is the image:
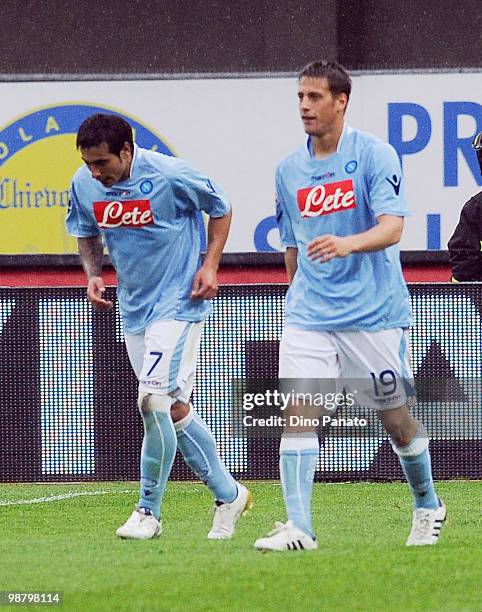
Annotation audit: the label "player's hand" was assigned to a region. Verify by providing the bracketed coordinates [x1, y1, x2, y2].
[191, 265, 219, 299]
[86, 276, 114, 311]
[307, 234, 352, 263]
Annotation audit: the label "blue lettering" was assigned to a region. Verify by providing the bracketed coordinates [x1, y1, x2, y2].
[388, 103, 432, 169]
[427, 214, 441, 250]
[443, 102, 482, 187]
[254, 215, 278, 252]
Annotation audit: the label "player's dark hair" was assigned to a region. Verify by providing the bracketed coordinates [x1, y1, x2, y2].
[76, 114, 134, 156]
[299, 61, 352, 101]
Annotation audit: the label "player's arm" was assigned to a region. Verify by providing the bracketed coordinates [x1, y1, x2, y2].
[309, 142, 407, 263]
[275, 170, 298, 283]
[78, 236, 113, 311]
[170, 160, 232, 299]
[191, 209, 232, 299]
[67, 182, 113, 311]
[307, 215, 403, 262]
[285, 247, 298, 284]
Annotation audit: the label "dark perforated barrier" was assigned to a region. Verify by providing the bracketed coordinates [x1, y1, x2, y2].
[0, 284, 481, 482]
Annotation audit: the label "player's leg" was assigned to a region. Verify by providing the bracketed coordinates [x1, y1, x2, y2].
[255, 327, 339, 551]
[379, 405, 446, 545]
[173, 399, 251, 539]
[337, 328, 445, 546]
[116, 391, 176, 539]
[379, 404, 437, 507]
[165, 320, 251, 539]
[116, 324, 179, 539]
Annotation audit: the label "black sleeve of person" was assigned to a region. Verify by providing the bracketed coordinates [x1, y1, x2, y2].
[448, 191, 482, 281]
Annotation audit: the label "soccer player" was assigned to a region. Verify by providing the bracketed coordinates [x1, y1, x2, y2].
[254, 61, 445, 551]
[448, 131, 482, 281]
[67, 113, 251, 540]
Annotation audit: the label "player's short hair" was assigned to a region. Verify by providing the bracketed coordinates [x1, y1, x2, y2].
[299, 61, 352, 101]
[76, 114, 134, 156]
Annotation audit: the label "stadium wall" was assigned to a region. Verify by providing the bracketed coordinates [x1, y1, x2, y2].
[1, 0, 480, 74]
[0, 251, 453, 285]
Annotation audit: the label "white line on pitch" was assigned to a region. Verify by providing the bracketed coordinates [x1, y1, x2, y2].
[0, 489, 136, 506]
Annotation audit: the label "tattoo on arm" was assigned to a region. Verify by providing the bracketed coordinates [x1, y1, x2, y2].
[78, 236, 104, 279]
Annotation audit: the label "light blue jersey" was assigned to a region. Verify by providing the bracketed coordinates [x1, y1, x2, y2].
[276, 125, 411, 331]
[67, 145, 230, 333]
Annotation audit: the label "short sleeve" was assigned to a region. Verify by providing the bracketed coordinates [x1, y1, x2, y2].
[366, 142, 410, 218]
[66, 182, 101, 238]
[172, 161, 231, 218]
[275, 168, 297, 249]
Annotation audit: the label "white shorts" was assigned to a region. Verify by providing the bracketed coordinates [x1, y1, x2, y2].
[124, 319, 204, 404]
[279, 326, 414, 410]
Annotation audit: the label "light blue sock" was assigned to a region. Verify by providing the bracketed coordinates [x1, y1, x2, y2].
[280, 434, 319, 537]
[393, 434, 439, 510]
[175, 407, 238, 503]
[138, 406, 177, 520]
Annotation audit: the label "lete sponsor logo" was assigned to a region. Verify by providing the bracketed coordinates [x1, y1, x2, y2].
[297, 179, 356, 218]
[93, 199, 154, 228]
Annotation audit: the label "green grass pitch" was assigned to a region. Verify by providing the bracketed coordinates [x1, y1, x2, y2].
[0, 480, 480, 611]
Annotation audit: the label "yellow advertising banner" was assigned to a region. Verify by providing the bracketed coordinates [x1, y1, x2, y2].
[0, 103, 172, 254]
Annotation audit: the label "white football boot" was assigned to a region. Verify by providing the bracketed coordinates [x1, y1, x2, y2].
[207, 483, 253, 539]
[254, 520, 318, 551]
[406, 500, 447, 546]
[116, 507, 162, 540]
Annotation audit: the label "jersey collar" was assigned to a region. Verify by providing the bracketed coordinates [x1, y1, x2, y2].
[305, 123, 353, 159]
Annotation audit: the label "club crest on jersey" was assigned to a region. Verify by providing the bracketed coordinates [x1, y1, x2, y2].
[297, 179, 356, 218]
[93, 199, 153, 228]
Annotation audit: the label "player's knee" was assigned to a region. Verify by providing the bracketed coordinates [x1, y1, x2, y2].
[391, 422, 429, 455]
[137, 391, 172, 414]
[385, 419, 410, 445]
[381, 409, 418, 444]
[170, 400, 191, 422]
